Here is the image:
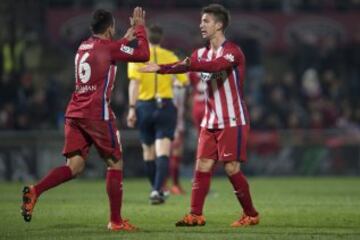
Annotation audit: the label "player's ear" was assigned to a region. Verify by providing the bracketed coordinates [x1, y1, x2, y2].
[215, 21, 223, 32]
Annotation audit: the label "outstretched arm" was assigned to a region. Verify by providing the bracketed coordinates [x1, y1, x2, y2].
[158, 59, 190, 74]
[139, 47, 242, 74]
[139, 58, 190, 74]
[154, 51, 239, 74]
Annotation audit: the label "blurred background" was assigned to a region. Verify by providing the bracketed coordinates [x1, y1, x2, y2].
[0, 0, 359, 181]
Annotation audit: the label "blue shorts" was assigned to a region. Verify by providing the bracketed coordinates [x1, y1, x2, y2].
[136, 99, 177, 145]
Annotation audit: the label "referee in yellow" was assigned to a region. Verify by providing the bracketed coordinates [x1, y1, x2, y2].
[127, 25, 188, 204]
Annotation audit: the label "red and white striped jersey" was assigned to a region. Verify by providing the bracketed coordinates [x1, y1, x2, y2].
[65, 25, 149, 121]
[159, 41, 249, 129]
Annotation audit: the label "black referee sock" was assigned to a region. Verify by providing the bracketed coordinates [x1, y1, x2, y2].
[154, 155, 169, 192]
[144, 160, 156, 188]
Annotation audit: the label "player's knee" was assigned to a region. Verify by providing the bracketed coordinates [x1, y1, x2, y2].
[67, 156, 86, 176]
[196, 158, 214, 172]
[155, 138, 172, 156]
[142, 144, 155, 160]
[224, 161, 240, 176]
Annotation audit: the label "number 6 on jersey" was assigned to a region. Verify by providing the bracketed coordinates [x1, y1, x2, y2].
[75, 52, 91, 83]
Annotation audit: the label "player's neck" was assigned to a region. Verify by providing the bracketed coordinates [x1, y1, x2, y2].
[209, 33, 226, 51]
[93, 33, 110, 40]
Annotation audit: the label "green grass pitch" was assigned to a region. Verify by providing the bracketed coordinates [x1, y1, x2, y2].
[1, 177, 360, 240]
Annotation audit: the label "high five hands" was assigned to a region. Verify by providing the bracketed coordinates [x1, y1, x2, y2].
[131, 7, 146, 27]
[138, 57, 190, 73]
[138, 62, 161, 72]
[124, 7, 146, 41]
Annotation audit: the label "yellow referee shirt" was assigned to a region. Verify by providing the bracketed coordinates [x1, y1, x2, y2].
[128, 45, 188, 100]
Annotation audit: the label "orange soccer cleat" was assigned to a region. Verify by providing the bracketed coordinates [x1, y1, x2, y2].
[175, 214, 206, 227]
[170, 185, 186, 195]
[21, 185, 38, 222]
[107, 219, 138, 232]
[231, 213, 260, 227]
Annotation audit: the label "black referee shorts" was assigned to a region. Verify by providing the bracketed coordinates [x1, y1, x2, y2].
[136, 99, 177, 145]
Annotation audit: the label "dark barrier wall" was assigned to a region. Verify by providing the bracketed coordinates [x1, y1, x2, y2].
[0, 129, 359, 181]
[47, 9, 359, 51]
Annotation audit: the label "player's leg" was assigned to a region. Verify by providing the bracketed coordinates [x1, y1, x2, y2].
[105, 157, 136, 231]
[152, 99, 177, 204]
[90, 119, 137, 231]
[136, 100, 157, 191]
[169, 131, 186, 195]
[175, 158, 214, 227]
[34, 154, 84, 196]
[224, 161, 259, 227]
[21, 118, 89, 222]
[21, 155, 84, 222]
[142, 143, 156, 188]
[176, 128, 217, 227]
[148, 137, 171, 204]
[105, 158, 123, 229]
[218, 125, 259, 227]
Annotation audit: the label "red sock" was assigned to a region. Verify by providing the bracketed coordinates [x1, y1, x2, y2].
[170, 156, 180, 185]
[34, 166, 73, 196]
[190, 171, 211, 216]
[106, 169, 123, 224]
[228, 171, 258, 217]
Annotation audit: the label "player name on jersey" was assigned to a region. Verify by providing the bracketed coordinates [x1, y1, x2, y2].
[75, 84, 97, 93]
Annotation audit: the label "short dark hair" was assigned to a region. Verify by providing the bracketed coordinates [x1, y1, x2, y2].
[148, 25, 163, 44]
[201, 4, 230, 32]
[91, 9, 114, 34]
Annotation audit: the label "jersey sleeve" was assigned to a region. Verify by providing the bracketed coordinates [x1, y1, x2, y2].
[189, 45, 243, 73]
[110, 25, 150, 62]
[128, 62, 142, 80]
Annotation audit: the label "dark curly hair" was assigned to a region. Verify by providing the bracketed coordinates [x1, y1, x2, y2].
[90, 9, 114, 34]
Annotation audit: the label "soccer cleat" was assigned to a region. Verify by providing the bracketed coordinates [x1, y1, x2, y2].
[231, 214, 260, 227]
[149, 190, 165, 205]
[107, 219, 138, 231]
[170, 185, 186, 195]
[162, 189, 170, 199]
[175, 214, 206, 227]
[21, 185, 38, 222]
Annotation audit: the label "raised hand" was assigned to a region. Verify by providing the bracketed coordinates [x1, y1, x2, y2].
[173, 57, 190, 67]
[138, 62, 160, 72]
[132, 7, 146, 26]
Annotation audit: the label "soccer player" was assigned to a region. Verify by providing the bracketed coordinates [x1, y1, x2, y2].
[21, 7, 150, 231]
[127, 25, 188, 204]
[168, 83, 187, 195]
[139, 4, 260, 227]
